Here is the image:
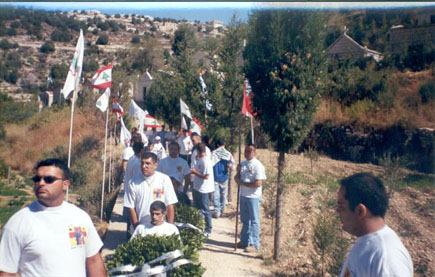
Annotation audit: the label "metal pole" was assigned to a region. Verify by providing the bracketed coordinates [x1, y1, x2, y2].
[250, 117, 255, 145]
[234, 124, 242, 250]
[100, 105, 109, 220]
[66, 86, 78, 202]
[108, 130, 113, 194]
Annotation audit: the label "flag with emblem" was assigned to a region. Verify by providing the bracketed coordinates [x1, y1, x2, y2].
[112, 98, 124, 120]
[62, 29, 84, 99]
[91, 64, 113, 89]
[241, 79, 255, 118]
[96, 88, 110, 112]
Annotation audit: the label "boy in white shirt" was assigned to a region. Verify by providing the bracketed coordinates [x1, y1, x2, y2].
[190, 143, 214, 236]
[131, 200, 179, 239]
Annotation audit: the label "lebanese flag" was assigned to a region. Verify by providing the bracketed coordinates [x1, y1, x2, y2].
[190, 117, 203, 135]
[91, 64, 113, 89]
[112, 98, 124, 120]
[241, 79, 255, 118]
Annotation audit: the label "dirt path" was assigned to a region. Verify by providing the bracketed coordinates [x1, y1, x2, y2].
[199, 209, 271, 277]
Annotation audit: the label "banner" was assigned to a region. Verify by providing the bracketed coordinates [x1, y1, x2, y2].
[62, 29, 84, 99]
[241, 79, 255, 118]
[91, 64, 113, 89]
[129, 99, 147, 120]
[120, 117, 131, 147]
[96, 88, 110, 112]
[112, 98, 124, 120]
[181, 115, 188, 130]
[199, 72, 207, 97]
[179, 98, 192, 119]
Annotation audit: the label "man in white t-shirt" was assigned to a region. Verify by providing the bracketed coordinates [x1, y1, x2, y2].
[337, 173, 413, 277]
[177, 129, 193, 163]
[131, 200, 179, 239]
[152, 136, 167, 161]
[191, 143, 214, 236]
[124, 152, 178, 231]
[190, 132, 212, 168]
[123, 140, 144, 238]
[0, 159, 106, 277]
[235, 144, 266, 253]
[157, 142, 191, 202]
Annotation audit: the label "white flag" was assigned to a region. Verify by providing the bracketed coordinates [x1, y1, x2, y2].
[180, 98, 192, 119]
[120, 117, 131, 147]
[181, 115, 188, 130]
[129, 99, 147, 120]
[62, 29, 84, 99]
[199, 73, 207, 97]
[96, 88, 110, 112]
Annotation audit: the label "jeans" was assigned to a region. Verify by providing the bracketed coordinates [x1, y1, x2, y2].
[213, 180, 227, 215]
[240, 196, 261, 249]
[193, 189, 212, 233]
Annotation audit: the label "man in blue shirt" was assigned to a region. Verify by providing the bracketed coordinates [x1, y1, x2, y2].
[211, 139, 234, 218]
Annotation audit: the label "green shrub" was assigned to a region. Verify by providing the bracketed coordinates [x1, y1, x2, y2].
[419, 81, 435, 103]
[105, 235, 205, 276]
[96, 34, 109, 45]
[0, 159, 8, 178]
[40, 41, 55, 53]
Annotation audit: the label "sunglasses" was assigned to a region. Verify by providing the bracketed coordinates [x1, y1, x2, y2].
[32, 175, 64, 184]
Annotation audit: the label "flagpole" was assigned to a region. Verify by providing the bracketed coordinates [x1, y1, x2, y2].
[250, 117, 255, 145]
[234, 119, 242, 250]
[66, 85, 78, 202]
[100, 105, 109, 220]
[108, 130, 113, 194]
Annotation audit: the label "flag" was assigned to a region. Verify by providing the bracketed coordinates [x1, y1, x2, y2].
[181, 115, 188, 130]
[91, 64, 113, 89]
[199, 72, 207, 97]
[62, 29, 84, 99]
[129, 99, 147, 120]
[241, 79, 255, 118]
[120, 117, 131, 147]
[180, 98, 192, 119]
[190, 117, 203, 135]
[112, 98, 124, 120]
[96, 88, 110, 112]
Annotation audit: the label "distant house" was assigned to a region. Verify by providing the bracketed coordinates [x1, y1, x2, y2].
[38, 87, 62, 109]
[388, 24, 435, 53]
[134, 71, 153, 104]
[211, 20, 223, 29]
[327, 28, 383, 62]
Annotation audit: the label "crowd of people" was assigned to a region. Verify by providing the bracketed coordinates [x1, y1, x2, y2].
[0, 124, 414, 276]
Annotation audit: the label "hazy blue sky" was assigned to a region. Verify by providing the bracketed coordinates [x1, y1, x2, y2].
[3, 2, 434, 24]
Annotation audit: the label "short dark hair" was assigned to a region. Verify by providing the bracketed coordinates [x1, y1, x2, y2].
[132, 141, 144, 154]
[340, 172, 389, 218]
[169, 141, 180, 149]
[141, 151, 158, 163]
[197, 143, 206, 154]
[35, 159, 70, 180]
[216, 138, 225, 146]
[191, 132, 200, 138]
[150, 200, 166, 212]
[246, 144, 256, 149]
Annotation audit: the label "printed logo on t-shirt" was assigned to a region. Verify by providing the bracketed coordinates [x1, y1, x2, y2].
[69, 226, 87, 248]
[153, 188, 165, 199]
[343, 267, 351, 277]
[177, 166, 182, 172]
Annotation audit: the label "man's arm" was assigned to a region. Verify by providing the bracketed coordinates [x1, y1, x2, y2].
[241, 179, 263, 188]
[190, 168, 209, 179]
[183, 175, 191, 193]
[122, 160, 128, 173]
[86, 252, 106, 277]
[129, 208, 139, 228]
[166, 204, 175, 223]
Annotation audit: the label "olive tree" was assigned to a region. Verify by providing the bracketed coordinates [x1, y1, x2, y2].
[244, 10, 327, 261]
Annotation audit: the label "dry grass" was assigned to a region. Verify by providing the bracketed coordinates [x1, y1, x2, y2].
[315, 69, 435, 129]
[0, 106, 106, 173]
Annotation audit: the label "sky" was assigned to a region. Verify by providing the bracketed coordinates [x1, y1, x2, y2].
[2, 2, 434, 24]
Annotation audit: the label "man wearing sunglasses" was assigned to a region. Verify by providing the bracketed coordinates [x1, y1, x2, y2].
[0, 159, 106, 277]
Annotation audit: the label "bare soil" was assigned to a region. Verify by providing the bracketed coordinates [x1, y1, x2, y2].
[216, 149, 434, 276]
